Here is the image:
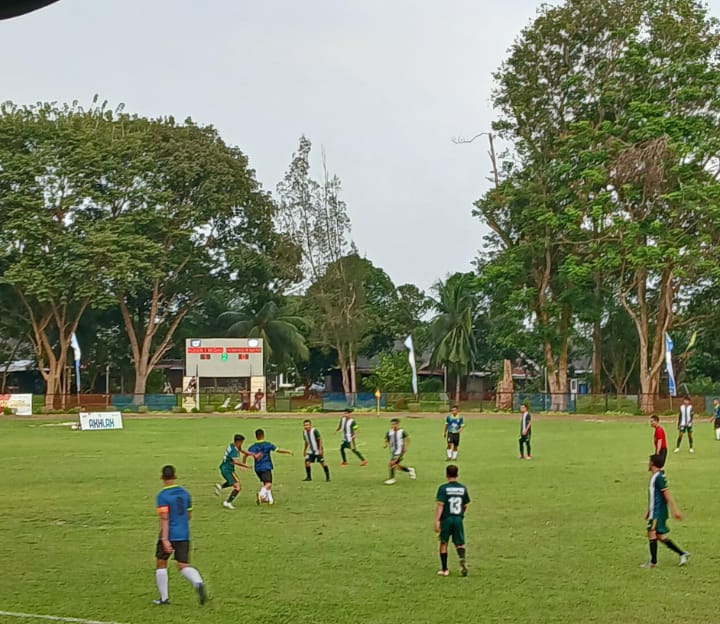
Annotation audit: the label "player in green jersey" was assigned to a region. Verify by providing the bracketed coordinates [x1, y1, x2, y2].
[641, 454, 689, 568]
[336, 409, 367, 466]
[435, 464, 470, 576]
[215, 434, 252, 510]
[302, 419, 331, 482]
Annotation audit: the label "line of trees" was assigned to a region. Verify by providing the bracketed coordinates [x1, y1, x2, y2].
[4, 0, 720, 413]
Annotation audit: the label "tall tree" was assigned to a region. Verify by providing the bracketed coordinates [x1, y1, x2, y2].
[428, 273, 478, 401]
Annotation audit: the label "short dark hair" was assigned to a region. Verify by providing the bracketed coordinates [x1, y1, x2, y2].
[650, 415, 659, 423]
[234, 434, 245, 443]
[451, 405, 458, 410]
[446, 464, 459, 478]
[684, 396, 691, 401]
[161, 465, 176, 480]
[343, 408, 353, 414]
[390, 418, 399, 425]
[650, 454, 663, 468]
[303, 419, 311, 425]
[255, 428, 264, 438]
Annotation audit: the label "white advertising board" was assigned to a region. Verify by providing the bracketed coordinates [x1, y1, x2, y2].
[79, 411, 124, 431]
[0, 394, 33, 415]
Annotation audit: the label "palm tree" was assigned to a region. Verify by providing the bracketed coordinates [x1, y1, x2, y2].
[428, 273, 478, 401]
[218, 300, 309, 368]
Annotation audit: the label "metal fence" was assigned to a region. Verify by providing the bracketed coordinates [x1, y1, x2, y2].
[23, 391, 720, 415]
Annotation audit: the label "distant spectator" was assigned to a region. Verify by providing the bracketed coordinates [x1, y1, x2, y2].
[712, 399, 720, 441]
[253, 388, 265, 410]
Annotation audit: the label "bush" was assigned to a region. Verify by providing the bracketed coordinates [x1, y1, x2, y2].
[217, 407, 228, 413]
[202, 405, 214, 413]
[3, 406, 13, 415]
[393, 398, 408, 410]
[138, 405, 148, 414]
[68, 407, 82, 414]
[171, 406, 186, 414]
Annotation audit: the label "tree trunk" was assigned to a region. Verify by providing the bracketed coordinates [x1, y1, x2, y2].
[495, 359, 514, 409]
[455, 373, 461, 403]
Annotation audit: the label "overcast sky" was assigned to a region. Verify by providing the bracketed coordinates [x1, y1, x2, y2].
[5, 0, 720, 293]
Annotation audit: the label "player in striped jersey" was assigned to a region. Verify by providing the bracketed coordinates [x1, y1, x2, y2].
[336, 409, 368, 466]
[384, 418, 416, 485]
[302, 419, 331, 482]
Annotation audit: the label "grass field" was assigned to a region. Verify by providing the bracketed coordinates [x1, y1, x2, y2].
[0, 413, 716, 624]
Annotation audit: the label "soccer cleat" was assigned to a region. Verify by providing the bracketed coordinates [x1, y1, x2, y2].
[340, 462, 349, 466]
[460, 560, 468, 577]
[222, 501, 235, 510]
[674, 448, 680, 453]
[679, 553, 690, 566]
[384, 478, 396, 485]
[526, 456, 532, 460]
[408, 467, 417, 480]
[302, 477, 312, 481]
[153, 599, 170, 605]
[360, 460, 368, 466]
[689, 448, 695, 454]
[325, 477, 331, 482]
[519, 455, 525, 459]
[437, 569, 449, 576]
[639, 561, 657, 568]
[196, 582, 207, 605]
[214, 483, 222, 497]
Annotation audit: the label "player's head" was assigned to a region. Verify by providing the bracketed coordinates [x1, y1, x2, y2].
[446, 464, 459, 479]
[234, 433, 245, 446]
[451, 405, 458, 414]
[683, 396, 691, 404]
[303, 419, 311, 430]
[255, 428, 264, 440]
[714, 398, 719, 406]
[161, 465, 176, 482]
[649, 415, 659, 427]
[649, 454, 663, 470]
[390, 418, 399, 430]
[343, 408, 353, 416]
[520, 403, 528, 412]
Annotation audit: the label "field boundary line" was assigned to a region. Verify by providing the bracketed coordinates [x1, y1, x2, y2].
[0, 610, 128, 624]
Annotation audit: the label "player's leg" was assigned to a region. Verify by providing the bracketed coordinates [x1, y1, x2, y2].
[320, 457, 330, 481]
[687, 428, 694, 451]
[154, 544, 171, 605]
[175, 543, 206, 605]
[519, 435, 525, 459]
[304, 456, 312, 481]
[715, 422, 720, 440]
[263, 474, 275, 504]
[350, 440, 366, 464]
[452, 519, 468, 576]
[223, 472, 241, 509]
[642, 527, 658, 567]
[525, 434, 532, 459]
[657, 531, 688, 563]
[340, 442, 349, 465]
[438, 520, 451, 575]
[446, 438, 453, 460]
[675, 430, 684, 451]
[385, 457, 397, 484]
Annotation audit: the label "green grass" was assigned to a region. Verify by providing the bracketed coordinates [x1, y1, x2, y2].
[0, 414, 716, 624]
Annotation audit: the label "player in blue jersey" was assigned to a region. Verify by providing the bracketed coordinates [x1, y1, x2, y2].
[641, 454, 689, 568]
[245, 428, 293, 505]
[153, 465, 206, 606]
[443, 405, 465, 461]
[215, 434, 253, 510]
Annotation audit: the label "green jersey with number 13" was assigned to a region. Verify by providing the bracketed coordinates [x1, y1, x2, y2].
[436, 482, 471, 519]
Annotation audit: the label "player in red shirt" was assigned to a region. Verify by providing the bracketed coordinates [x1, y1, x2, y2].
[650, 415, 667, 468]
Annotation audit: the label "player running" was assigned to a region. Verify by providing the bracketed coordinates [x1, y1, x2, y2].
[336, 409, 367, 466]
[384, 418, 416, 485]
[215, 434, 252, 509]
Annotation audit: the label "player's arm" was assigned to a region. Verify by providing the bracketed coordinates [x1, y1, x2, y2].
[232, 459, 251, 470]
[383, 433, 388, 448]
[403, 435, 409, 454]
[434, 501, 444, 532]
[459, 419, 465, 434]
[662, 488, 683, 520]
[317, 435, 324, 456]
[157, 506, 173, 553]
[443, 421, 448, 438]
[276, 448, 293, 456]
